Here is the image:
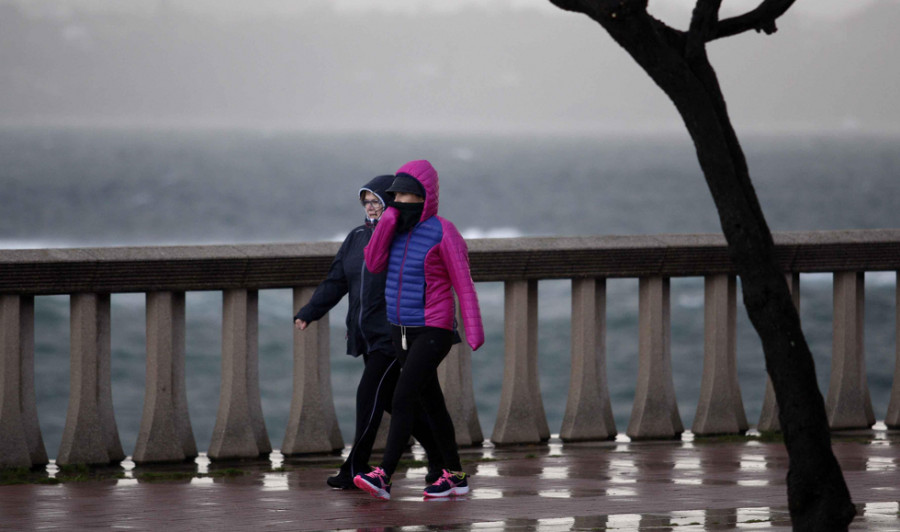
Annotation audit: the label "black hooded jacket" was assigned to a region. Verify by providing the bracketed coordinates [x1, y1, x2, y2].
[294, 175, 395, 357]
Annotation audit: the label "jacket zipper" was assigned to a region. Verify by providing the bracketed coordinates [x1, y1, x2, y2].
[398, 232, 412, 350]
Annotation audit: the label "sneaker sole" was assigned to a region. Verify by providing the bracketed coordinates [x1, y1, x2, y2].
[423, 485, 469, 498]
[353, 476, 391, 500]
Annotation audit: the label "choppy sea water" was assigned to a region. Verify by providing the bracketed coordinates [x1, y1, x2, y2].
[2, 127, 898, 458]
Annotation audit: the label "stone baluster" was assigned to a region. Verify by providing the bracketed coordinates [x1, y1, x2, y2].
[459, 331, 484, 444]
[627, 277, 683, 440]
[492, 280, 548, 444]
[561, 277, 615, 441]
[58, 293, 124, 466]
[0, 295, 47, 468]
[134, 292, 197, 464]
[209, 289, 272, 460]
[693, 274, 748, 435]
[885, 272, 900, 429]
[826, 272, 875, 429]
[282, 287, 343, 455]
[18, 296, 48, 467]
[757, 273, 800, 432]
[439, 343, 473, 446]
[437, 302, 484, 446]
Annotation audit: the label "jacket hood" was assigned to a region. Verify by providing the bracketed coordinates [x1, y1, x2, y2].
[359, 174, 396, 209]
[394, 159, 438, 222]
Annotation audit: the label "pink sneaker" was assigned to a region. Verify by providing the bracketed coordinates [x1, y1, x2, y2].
[354, 467, 392, 500]
[423, 469, 469, 498]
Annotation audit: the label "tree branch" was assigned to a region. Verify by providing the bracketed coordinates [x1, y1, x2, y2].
[548, 0, 587, 14]
[686, 0, 722, 58]
[710, 0, 797, 41]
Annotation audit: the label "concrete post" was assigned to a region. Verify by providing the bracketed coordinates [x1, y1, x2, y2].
[58, 293, 124, 466]
[0, 295, 33, 468]
[439, 343, 473, 446]
[209, 289, 271, 460]
[18, 296, 48, 467]
[491, 280, 548, 444]
[459, 333, 484, 444]
[627, 277, 683, 440]
[373, 412, 390, 451]
[134, 292, 196, 464]
[757, 273, 799, 432]
[282, 287, 343, 455]
[693, 275, 748, 435]
[826, 272, 875, 429]
[561, 277, 615, 441]
[885, 272, 900, 428]
[437, 302, 483, 447]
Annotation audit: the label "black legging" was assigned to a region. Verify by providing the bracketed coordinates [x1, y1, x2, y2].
[381, 325, 461, 477]
[341, 350, 442, 478]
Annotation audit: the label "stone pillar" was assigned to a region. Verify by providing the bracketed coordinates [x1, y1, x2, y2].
[757, 273, 799, 432]
[134, 292, 197, 464]
[439, 343, 473, 446]
[0, 295, 34, 468]
[693, 274, 747, 435]
[459, 333, 484, 444]
[561, 277, 615, 441]
[627, 277, 682, 440]
[18, 296, 48, 467]
[491, 280, 548, 444]
[826, 272, 875, 429]
[885, 272, 900, 429]
[282, 287, 343, 455]
[209, 289, 271, 460]
[58, 293, 124, 466]
[437, 302, 483, 447]
[373, 412, 390, 451]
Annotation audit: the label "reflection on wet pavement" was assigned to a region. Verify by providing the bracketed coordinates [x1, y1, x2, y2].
[4, 430, 900, 531]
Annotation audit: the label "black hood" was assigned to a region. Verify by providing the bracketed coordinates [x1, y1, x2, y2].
[359, 174, 395, 208]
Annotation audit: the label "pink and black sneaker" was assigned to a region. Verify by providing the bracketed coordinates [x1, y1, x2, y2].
[423, 469, 469, 498]
[353, 467, 392, 500]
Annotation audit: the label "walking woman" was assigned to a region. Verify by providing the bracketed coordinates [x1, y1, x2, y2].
[294, 174, 442, 490]
[355, 159, 484, 500]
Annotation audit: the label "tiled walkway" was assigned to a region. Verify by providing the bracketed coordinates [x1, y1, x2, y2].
[1, 432, 899, 531]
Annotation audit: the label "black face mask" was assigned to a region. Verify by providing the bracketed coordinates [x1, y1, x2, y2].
[393, 202, 424, 233]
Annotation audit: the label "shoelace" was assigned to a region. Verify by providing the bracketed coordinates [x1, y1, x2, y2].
[369, 467, 388, 484]
[437, 470, 454, 484]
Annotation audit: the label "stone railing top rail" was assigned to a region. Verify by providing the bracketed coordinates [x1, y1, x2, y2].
[1, 229, 898, 295]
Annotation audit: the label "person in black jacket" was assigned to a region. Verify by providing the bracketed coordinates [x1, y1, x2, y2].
[294, 174, 443, 489]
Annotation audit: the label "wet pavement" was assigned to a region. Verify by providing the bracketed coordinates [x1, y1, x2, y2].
[1, 429, 899, 531]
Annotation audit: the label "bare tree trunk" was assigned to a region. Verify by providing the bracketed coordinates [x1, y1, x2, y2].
[548, 1, 856, 529]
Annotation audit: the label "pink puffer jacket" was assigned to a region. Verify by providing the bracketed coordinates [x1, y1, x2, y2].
[365, 160, 484, 351]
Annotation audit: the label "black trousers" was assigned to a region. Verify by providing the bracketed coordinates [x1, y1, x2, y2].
[380, 326, 461, 477]
[340, 350, 442, 478]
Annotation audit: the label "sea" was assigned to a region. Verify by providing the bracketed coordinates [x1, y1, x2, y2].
[1, 126, 897, 459]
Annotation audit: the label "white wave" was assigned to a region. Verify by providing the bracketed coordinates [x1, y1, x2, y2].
[866, 271, 897, 288]
[0, 238, 77, 250]
[461, 227, 524, 239]
[799, 272, 833, 285]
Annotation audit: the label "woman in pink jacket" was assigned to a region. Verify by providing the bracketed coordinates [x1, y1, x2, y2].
[354, 159, 484, 500]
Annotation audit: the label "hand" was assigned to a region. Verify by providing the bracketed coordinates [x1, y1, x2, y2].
[295, 319, 308, 330]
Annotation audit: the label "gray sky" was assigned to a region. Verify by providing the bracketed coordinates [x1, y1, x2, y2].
[2, 0, 897, 134]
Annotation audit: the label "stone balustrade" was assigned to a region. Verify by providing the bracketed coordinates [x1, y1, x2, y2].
[1, 230, 899, 468]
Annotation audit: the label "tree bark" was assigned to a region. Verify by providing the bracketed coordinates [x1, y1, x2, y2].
[549, 1, 856, 529]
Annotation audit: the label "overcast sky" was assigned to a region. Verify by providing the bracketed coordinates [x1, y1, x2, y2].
[3, 0, 897, 134]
